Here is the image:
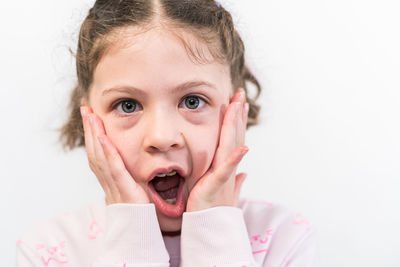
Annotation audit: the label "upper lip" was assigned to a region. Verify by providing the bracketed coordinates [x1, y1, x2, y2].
[147, 165, 187, 183]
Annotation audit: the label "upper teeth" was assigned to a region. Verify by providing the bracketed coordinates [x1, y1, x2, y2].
[155, 170, 177, 177]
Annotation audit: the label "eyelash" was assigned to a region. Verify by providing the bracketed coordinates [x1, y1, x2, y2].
[111, 95, 208, 116]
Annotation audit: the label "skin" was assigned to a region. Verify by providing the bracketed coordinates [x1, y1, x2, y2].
[80, 26, 249, 234]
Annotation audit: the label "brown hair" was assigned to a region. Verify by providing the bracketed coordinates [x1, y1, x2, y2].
[60, 0, 262, 150]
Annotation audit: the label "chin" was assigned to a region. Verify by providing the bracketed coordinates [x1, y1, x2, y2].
[155, 209, 183, 235]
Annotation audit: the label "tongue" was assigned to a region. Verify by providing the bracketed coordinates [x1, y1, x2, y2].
[151, 175, 180, 192]
[159, 187, 179, 200]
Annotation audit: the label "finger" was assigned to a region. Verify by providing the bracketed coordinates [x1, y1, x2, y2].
[82, 112, 112, 199]
[81, 107, 108, 192]
[233, 172, 247, 205]
[81, 107, 115, 200]
[82, 109, 109, 192]
[236, 89, 247, 145]
[235, 88, 246, 107]
[89, 113, 119, 200]
[213, 101, 242, 168]
[80, 106, 95, 160]
[226, 89, 246, 148]
[241, 102, 249, 144]
[236, 99, 245, 147]
[98, 134, 138, 202]
[211, 89, 245, 169]
[243, 103, 249, 126]
[230, 88, 244, 103]
[208, 145, 249, 195]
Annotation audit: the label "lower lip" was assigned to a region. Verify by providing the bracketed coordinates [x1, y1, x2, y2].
[148, 177, 186, 218]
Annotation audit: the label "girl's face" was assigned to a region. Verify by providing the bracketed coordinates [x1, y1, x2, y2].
[87, 27, 232, 233]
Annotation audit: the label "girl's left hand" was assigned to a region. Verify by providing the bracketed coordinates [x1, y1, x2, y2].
[186, 88, 250, 212]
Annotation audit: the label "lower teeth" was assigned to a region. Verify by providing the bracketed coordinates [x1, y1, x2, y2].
[165, 197, 177, 204]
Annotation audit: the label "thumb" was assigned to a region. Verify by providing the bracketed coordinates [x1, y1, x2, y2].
[233, 172, 247, 205]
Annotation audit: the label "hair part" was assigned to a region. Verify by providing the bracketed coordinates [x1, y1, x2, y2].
[60, 0, 262, 150]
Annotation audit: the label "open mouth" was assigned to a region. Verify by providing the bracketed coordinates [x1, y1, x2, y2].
[150, 170, 180, 204]
[148, 169, 186, 218]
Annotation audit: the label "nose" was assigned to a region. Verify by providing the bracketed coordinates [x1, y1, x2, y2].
[142, 107, 184, 153]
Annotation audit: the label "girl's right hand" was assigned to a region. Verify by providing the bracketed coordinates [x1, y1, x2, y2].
[80, 106, 150, 205]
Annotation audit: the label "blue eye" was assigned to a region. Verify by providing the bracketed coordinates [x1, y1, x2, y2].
[116, 100, 140, 113]
[182, 95, 206, 109]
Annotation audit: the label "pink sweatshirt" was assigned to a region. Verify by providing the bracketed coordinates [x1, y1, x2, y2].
[16, 197, 317, 266]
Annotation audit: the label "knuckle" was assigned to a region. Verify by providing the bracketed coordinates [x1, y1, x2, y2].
[108, 153, 122, 170]
[110, 163, 124, 178]
[88, 160, 96, 170]
[97, 164, 105, 173]
[108, 151, 119, 162]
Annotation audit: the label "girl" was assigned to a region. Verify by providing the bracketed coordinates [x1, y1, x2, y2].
[17, 0, 316, 266]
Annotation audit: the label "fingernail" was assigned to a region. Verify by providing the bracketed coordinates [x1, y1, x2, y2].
[80, 106, 87, 118]
[240, 146, 249, 156]
[245, 103, 249, 115]
[237, 89, 245, 103]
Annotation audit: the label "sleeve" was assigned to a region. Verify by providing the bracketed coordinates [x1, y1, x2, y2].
[92, 203, 170, 267]
[180, 206, 259, 267]
[16, 203, 170, 267]
[284, 228, 318, 267]
[16, 241, 45, 267]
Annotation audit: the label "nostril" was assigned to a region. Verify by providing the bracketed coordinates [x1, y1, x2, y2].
[145, 138, 182, 153]
[143, 129, 184, 153]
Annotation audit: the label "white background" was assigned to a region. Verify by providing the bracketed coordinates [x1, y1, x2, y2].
[1, 0, 399, 266]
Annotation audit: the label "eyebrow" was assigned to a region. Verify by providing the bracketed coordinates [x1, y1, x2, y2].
[101, 80, 217, 97]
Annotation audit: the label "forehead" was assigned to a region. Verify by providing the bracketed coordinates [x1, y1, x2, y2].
[91, 26, 231, 96]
